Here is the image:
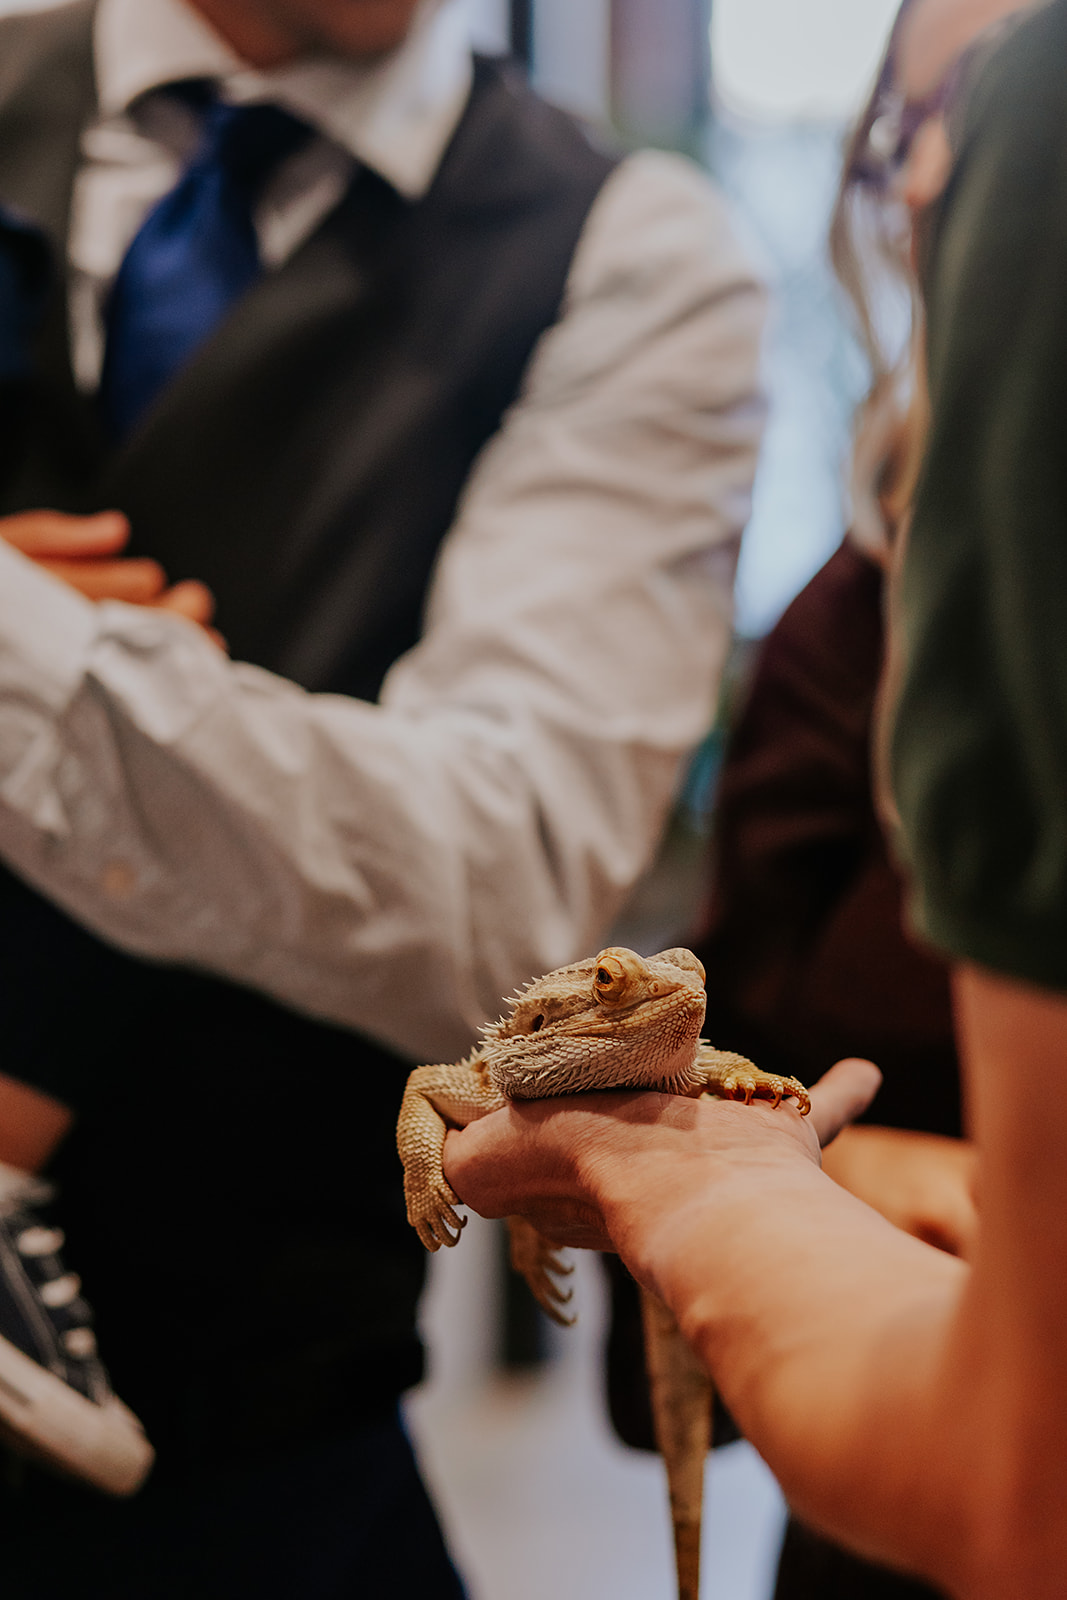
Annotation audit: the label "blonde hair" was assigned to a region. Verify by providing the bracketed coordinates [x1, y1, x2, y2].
[830, 0, 925, 548]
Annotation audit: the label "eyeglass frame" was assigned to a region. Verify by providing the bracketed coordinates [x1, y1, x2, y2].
[848, 11, 1027, 193]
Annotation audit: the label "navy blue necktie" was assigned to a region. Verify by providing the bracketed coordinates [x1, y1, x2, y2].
[100, 92, 311, 440]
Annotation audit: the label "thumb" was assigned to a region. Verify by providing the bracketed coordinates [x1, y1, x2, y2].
[810, 1058, 882, 1149]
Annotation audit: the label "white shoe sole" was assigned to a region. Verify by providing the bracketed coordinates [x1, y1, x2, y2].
[0, 1332, 154, 1496]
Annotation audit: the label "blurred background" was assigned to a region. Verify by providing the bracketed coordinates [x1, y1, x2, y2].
[0, 0, 899, 1593]
[466, 0, 899, 637]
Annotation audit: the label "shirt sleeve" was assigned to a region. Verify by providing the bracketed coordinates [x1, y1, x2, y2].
[0, 150, 766, 1061]
[888, 0, 1067, 992]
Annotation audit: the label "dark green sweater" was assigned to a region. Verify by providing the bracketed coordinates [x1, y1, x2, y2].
[890, 0, 1067, 992]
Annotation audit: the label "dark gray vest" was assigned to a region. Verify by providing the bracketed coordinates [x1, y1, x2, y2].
[0, 0, 616, 1467]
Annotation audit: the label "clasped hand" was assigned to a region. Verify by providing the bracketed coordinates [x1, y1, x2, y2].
[1, 509, 219, 639]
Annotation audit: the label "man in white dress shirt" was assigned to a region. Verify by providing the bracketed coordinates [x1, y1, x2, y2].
[0, 0, 765, 1591]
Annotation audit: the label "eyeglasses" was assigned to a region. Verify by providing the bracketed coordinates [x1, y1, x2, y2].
[867, 76, 958, 179]
[850, 11, 1026, 192]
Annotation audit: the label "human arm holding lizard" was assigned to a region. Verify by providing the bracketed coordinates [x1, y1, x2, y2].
[444, 979, 1066, 1598]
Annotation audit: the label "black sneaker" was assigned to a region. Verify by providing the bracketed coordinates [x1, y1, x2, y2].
[0, 1170, 154, 1495]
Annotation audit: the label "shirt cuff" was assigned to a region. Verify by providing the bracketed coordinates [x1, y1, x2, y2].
[0, 538, 98, 712]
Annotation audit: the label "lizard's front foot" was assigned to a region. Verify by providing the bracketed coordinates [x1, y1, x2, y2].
[507, 1215, 575, 1327]
[697, 1046, 811, 1116]
[405, 1179, 467, 1252]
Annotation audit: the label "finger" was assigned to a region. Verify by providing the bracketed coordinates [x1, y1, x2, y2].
[1, 509, 130, 559]
[153, 579, 216, 629]
[810, 1058, 883, 1149]
[39, 557, 167, 604]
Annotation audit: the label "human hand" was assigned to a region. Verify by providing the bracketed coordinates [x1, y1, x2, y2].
[0, 510, 218, 635]
[820, 1124, 977, 1258]
[442, 1056, 882, 1255]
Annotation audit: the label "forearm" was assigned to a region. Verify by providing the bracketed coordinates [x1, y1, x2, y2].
[613, 1138, 965, 1581]
[550, 1095, 960, 1584]
[0, 541, 708, 1060]
[444, 1083, 973, 1594]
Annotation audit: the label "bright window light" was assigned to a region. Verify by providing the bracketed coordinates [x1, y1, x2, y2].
[712, 0, 901, 122]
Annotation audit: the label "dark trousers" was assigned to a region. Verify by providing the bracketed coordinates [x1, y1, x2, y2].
[0, 1412, 466, 1599]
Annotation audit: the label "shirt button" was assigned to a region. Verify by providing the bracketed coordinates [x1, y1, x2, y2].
[102, 861, 137, 899]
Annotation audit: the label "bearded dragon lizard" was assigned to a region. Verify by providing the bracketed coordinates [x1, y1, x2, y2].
[397, 945, 809, 1600]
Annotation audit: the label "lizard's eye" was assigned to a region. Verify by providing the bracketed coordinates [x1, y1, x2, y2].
[593, 947, 645, 1005]
[529, 1013, 545, 1033]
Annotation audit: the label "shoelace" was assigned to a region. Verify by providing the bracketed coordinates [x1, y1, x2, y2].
[15, 1222, 99, 1362]
[0, 1200, 109, 1401]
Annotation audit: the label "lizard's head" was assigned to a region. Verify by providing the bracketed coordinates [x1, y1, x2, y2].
[481, 946, 707, 1100]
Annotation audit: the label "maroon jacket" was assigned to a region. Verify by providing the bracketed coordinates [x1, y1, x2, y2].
[695, 539, 960, 1137]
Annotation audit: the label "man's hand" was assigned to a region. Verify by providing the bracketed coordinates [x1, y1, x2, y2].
[442, 1056, 882, 1254]
[1, 510, 217, 633]
[820, 1124, 977, 1258]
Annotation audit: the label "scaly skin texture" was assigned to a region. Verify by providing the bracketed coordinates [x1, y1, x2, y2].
[397, 946, 810, 1600]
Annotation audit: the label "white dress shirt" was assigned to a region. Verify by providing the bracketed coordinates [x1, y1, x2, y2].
[0, 0, 766, 1062]
[69, 0, 473, 385]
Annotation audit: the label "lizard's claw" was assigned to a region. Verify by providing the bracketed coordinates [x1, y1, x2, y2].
[713, 1070, 811, 1116]
[723, 1068, 812, 1120]
[507, 1215, 576, 1327]
[782, 1076, 811, 1116]
[407, 1181, 467, 1252]
[697, 1047, 811, 1116]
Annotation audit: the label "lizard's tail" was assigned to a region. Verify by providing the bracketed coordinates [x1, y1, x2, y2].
[640, 1287, 713, 1600]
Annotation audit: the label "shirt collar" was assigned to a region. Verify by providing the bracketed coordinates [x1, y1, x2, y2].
[93, 0, 474, 199]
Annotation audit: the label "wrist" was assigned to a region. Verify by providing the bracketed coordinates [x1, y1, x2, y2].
[583, 1102, 823, 1296]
